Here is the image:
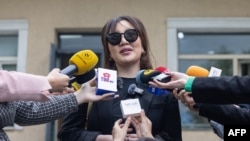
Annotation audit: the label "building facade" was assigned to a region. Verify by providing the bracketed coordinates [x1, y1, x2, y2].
[1, 0, 250, 141]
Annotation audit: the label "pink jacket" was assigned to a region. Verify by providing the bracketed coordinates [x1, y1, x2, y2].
[0, 70, 51, 102]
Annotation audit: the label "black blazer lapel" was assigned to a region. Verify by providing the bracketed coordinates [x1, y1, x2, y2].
[139, 90, 154, 115]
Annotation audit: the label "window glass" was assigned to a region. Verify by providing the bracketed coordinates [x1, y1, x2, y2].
[0, 35, 17, 71]
[178, 33, 250, 54]
[59, 34, 102, 50]
[179, 59, 233, 76]
[58, 33, 103, 68]
[177, 32, 249, 129]
[2, 64, 16, 71]
[0, 35, 18, 56]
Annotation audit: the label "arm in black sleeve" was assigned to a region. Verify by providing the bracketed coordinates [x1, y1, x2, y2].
[155, 94, 182, 141]
[57, 103, 101, 141]
[199, 104, 250, 124]
[192, 76, 250, 104]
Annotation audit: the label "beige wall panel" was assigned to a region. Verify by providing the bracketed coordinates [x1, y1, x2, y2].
[7, 125, 45, 141]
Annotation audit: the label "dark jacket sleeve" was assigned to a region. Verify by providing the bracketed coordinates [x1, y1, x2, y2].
[198, 104, 250, 125]
[155, 94, 182, 141]
[57, 103, 101, 141]
[192, 76, 250, 104]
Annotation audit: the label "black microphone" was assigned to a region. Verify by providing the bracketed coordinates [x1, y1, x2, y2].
[60, 50, 98, 76]
[71, 69, 96, 90]
[128, 83, 144, 96]
[136, 69, 171, 87]
[136, 69, 172, 95]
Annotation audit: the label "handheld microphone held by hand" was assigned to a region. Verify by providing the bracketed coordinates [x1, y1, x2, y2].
[60, 50, 98, 76]
[150, 66, 172, 95]
[185, 65, 222, 109]
[186, 65, 222, 77]
[136, 69, 171, 87]
[185, 66, 210, 94]
[136, 69, 160, 86]
[136, 68, 171, 95]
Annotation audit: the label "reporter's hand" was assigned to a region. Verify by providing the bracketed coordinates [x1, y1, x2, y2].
[47, 68, 69, 92]
[112, 117, 132, 141]
[149, 71, 189, 89]
[74, 77, 119, 104]
[126, 133, 139, 141]
[173, 88, 198, 112]
[131, 110, 154, 139]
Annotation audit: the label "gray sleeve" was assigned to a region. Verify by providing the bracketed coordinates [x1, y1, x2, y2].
[14, 94, 78, 126]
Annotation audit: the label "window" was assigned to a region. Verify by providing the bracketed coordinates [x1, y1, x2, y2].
[0, 20, 28, 72]
[57, 32, 103, 67]
[0, 35, 18, 70]
[0, 20, 28, 130]
[47, 31, 103, 141]
[167, 18, 250, 129]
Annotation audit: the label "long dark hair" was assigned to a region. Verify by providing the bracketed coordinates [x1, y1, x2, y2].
[101, 15, 154, 70]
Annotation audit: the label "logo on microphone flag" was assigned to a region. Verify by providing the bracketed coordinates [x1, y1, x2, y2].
[96, 68, 117, 95]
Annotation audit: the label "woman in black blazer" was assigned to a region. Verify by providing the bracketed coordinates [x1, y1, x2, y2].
[57, 15, 182, 141]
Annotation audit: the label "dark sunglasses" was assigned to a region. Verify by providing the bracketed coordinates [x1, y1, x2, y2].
[106, 29, 139, 45]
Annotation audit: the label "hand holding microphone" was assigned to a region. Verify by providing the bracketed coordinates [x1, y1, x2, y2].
[46, 68, 70, 93]
[173, 66, 216, 110]
[159, 65, 209, 94]
[148, 71, 189, 90]
[48, 49, 99, 94]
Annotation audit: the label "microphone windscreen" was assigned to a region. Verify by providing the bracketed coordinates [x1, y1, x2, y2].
[69, 50, 99, 75]
[186, 66, 209, 77]
[71, 69, 96, 91]
[75, 69, 96, 84]
[128, 84, 136, 95]
[136, 69, 161, 86]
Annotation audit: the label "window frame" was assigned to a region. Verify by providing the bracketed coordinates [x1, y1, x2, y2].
[167, 17, 250, 73]
[0, 20, 28, 72]
[166, 17, 250, 129]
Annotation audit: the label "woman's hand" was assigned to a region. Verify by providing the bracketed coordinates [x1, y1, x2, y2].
[112, 117, 132, 141]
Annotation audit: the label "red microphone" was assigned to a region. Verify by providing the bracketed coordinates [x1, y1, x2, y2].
[155, 66, 171, 74]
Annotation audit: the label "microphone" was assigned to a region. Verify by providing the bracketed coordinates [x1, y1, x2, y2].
[60, 50, 98, 76]
[155, 66, 171, 73]
[186, 65, 209, 77]
[128, 83, 144, 96]
[136, 69, 161, 86]
[136, 68, 171, 95]
[71, 69, 96, 90]
[152, 66, 172, 95]
[136, 69, 171, 87]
